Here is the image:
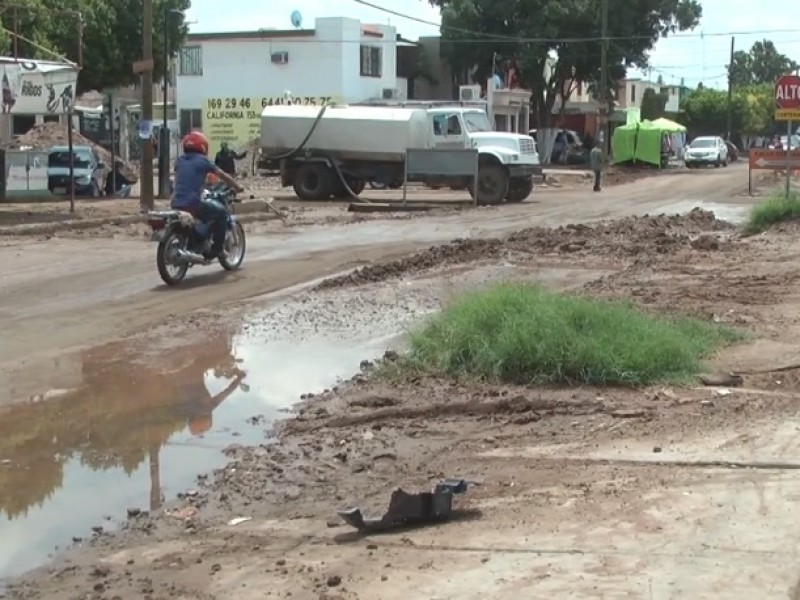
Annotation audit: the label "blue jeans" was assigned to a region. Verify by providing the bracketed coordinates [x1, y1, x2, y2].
[118, 184, 132, 198]
[193, 200, 228, 253]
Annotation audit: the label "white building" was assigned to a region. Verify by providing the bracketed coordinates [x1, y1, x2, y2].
[175, 17, 406, 154]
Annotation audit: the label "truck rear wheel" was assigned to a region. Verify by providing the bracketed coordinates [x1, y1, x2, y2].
[505, 177, 534, 203]
[293, 163, 333, 201]
[469, 163, 509, 205]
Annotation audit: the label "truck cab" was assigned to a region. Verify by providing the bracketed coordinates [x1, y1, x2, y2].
[427, 108, 540, 203]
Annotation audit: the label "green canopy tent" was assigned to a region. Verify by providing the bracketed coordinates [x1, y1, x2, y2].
[611, 118, 686, 167]
[650, 117, 686, 132]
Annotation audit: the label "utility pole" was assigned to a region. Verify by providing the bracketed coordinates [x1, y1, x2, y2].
[140, 0, 155, 211]
[725, 36, 734, 141]
[158, 4, 169, 199]
[599, 0, 609, 161]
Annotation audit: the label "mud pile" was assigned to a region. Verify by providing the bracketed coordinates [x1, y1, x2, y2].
[507, 208, 734, 257]
[316, 209, 734, 290]
[6, 122, 139, 182]
[314, 238, 506, 290]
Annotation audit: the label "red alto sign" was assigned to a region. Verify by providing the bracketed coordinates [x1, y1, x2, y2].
[776, 74, 800, 109]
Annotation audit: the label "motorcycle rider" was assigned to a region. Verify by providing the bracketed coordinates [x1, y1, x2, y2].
[172, 130, 243, 261]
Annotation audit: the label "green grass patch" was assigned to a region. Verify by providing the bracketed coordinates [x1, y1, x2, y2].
[399, 284, 741, 387]
[744, 190, 800, 235]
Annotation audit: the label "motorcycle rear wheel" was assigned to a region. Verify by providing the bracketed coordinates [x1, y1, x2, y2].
[219, 221, 246, 271]
[157, 228, 189, 285]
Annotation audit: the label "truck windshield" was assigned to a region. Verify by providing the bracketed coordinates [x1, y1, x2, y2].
[463, 112, 493, 132]
[49, 150, 92, 169]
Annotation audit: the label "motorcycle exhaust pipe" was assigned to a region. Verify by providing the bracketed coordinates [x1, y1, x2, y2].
[176, 249, 206, 265]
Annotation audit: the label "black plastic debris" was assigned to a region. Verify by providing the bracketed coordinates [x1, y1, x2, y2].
[338, 479, 469, 532]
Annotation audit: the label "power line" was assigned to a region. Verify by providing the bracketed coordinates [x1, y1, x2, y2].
[352, 0, 800, 44]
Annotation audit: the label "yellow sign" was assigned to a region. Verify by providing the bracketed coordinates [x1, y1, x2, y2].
[204, 96, 336, 156]
[776, 108, 800, 121]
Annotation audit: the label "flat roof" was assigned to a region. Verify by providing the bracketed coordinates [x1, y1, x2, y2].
[187, 29, 315, 42]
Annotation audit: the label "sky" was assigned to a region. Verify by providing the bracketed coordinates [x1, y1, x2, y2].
[185, 0, 800, 89]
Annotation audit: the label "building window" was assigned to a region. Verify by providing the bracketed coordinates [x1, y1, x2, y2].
[360, 45, 382, 78]
[630, 84, 636, 103]
[179, 109, 202, 136]
[178, 46, 203, 76]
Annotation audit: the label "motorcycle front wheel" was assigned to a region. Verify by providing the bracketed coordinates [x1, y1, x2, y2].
[219, 221, 246, 271]
[157, 228, 189, 285]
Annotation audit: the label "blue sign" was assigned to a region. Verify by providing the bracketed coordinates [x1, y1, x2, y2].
[138, 119, 153, 139]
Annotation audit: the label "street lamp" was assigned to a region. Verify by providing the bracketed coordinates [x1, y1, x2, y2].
[159, 8, 185, 198]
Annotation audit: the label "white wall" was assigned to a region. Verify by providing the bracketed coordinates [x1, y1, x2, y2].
[176, 17, 399, 111]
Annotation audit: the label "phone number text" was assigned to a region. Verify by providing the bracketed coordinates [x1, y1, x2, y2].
[206, 96, 333, 110]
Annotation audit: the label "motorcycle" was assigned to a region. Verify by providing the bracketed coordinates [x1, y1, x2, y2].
[147, 183, 246, 286]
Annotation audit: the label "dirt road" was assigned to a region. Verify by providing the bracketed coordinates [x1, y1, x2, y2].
[0, 165, 754, 406]
[6, 165, 800, 598]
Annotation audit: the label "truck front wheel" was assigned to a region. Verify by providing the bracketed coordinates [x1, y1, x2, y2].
[470, 163, 509, 205]
[293, 163, 333, 201]
[505, 177, 534, 203]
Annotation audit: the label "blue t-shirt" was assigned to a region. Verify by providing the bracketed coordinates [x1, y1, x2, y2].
[172, 153, 216, 209]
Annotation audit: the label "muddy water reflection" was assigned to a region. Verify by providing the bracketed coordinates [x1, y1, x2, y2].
[0, 328, 391, 580]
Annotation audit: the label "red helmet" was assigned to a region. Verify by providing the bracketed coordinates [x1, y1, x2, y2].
[182, 130, 209, 155]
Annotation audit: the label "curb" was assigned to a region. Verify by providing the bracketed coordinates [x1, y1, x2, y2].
[0, 206, 281, 237]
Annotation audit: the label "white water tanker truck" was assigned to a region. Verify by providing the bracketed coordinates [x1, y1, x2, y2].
[258, 104, 540, 205]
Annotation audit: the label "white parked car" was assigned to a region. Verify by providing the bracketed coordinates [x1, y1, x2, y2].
[684, 136, 729, 168]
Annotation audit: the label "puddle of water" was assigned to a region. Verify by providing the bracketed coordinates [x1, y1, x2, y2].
[657, 201, 751, 225]
[0, 326, 394, 581]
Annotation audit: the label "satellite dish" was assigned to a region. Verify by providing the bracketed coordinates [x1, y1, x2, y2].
[290, 10, 302, 28]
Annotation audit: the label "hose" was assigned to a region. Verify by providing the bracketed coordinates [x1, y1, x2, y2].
[330, 158, 372, 203]
[260, 103, 380, 203]
[260, 104, 329, 162]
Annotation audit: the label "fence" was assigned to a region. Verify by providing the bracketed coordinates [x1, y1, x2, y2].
[1, 150, 51, 200]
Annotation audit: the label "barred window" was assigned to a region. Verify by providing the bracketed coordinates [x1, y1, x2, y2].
[360, 45, 381, 78]
[178, 46, 203, 76]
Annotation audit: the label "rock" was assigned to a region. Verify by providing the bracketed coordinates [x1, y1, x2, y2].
[653, 446, 663, 453]
[126, 508, 142, 518]
[276, 559, 286, 566]
[699, 373, 743, 387]
[327, 575, 342, 587]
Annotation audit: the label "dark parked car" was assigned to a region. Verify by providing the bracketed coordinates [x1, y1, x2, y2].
[48, 145, 106, 197]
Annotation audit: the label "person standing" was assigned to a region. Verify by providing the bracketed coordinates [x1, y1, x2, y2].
[104, 160, 133, 198]
[214, 142, 247, 177]
[590, 142, 603, 192]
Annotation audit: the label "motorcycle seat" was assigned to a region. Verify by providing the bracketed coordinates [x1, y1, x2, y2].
[146, 209, 198, 227]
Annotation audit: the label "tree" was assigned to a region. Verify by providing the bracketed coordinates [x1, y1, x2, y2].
[681, 84, 772, 146]
[429, 0, 701, 162]
[1, 0, 190, 94]
[641, 87, 668, 120]
[728, 40, 799, 88]
[430, 0, 700, 124]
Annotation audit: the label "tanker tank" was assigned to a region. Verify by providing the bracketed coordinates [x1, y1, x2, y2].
[260, 104, 430, 162]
